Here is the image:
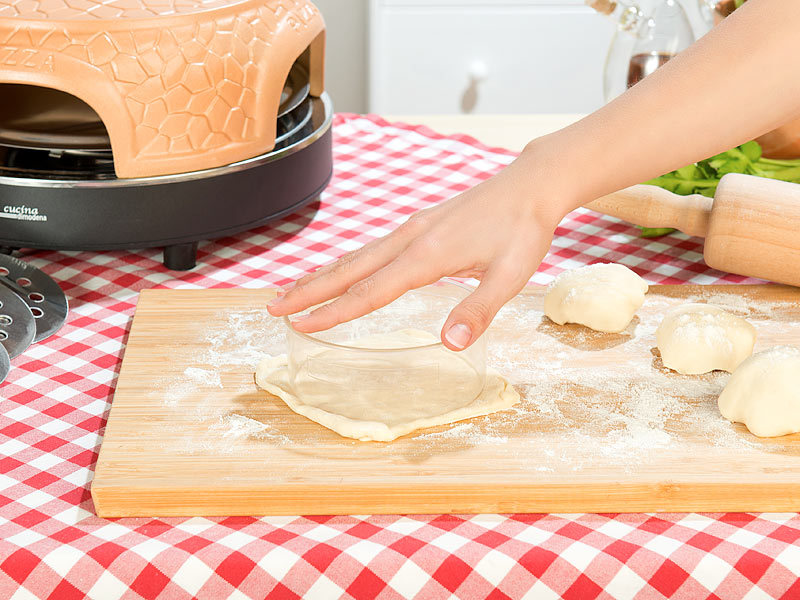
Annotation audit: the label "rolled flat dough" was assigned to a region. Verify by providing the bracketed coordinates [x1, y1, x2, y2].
[255, 329, 519, 442]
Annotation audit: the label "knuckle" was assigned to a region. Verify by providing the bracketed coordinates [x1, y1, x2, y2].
[458, 300, 494, 327]
[492, 262, 528, 286]
[282, 282, 307, 303]
[312, 301, 342, 325]
[406, 234, 440, 258]
[346, 277, 380, 310]
[331, 251, 358, 275]
[399, 210, 431, 234]
[292, 272, 316, 288]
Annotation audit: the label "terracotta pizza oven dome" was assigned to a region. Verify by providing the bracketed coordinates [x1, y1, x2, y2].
[0, 0, 325, 178]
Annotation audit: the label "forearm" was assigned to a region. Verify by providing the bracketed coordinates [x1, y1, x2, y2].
[527, 0, 800, 213]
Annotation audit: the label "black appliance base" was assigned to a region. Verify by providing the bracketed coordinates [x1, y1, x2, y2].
[0, 95, 333, 270]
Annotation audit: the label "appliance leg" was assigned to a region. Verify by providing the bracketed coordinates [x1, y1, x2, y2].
[163, 243, 198, 270]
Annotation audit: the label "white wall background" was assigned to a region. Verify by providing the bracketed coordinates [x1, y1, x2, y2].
[313, 0, 369, 113]
[314, 0, 709, 114]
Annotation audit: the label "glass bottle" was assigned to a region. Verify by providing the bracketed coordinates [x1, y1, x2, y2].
[698, 0, 800, 158]
[697, 0, 742, 27]
[587, 0, 695, 102]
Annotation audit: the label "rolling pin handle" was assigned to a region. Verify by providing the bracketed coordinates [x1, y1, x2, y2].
[585, 184, 713, 239]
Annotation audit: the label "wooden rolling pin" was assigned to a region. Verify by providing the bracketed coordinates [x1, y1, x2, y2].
[585, 173, 800, 286]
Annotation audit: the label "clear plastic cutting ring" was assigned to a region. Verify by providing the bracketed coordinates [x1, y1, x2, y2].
[283, 280, 487, 411]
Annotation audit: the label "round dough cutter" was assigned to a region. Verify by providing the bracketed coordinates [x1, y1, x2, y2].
[0, 284, 35, 359]
[0, 254, 69, 343]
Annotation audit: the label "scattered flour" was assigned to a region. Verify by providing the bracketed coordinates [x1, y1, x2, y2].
[416, 422, 509, 445]
[175, 413, 289, 456]
[210, 414, 290, 445]
[184, 367, 222, 388]
[202, 309, 284, 370]
[158, 308, 287, 453]
[160, 380, 194, 407]
[684, 291, 796, 320]
[157, 290, 791, 472]
[407, 289, 783, 473]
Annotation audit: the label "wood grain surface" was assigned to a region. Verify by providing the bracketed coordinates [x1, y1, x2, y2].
[92, 285, 800, 517]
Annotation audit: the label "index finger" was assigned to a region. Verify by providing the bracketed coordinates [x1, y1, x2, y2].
[290, 253, 437, 333]
[268, 221, 419, 317]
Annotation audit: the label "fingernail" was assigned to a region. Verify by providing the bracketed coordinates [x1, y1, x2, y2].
[267, 296, 282, 307]
[445, 324, 472, 350]
[290, 314, 311, 328]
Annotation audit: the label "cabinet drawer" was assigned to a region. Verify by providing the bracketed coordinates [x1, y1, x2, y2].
[369, 3, 615, 114]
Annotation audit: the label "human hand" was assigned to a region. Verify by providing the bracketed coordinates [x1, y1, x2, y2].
[270, 0, 800, 350]
[267, 144, 573, 350]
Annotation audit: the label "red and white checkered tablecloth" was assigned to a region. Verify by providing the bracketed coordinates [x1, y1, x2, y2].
[1, 113, 799, 600]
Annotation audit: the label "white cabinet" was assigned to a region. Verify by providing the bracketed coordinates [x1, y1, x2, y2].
[368, 0, 707, 114]
[369, 1, 615, 114]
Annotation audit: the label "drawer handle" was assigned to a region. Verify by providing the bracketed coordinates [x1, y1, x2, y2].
[462, 60, 489, 113]
[468, 60, 489, 81]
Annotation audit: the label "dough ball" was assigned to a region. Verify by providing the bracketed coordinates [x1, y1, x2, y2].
[656, 303, 755, 375]
[718, 346, 800, 437]
[544, 263, 648, 333]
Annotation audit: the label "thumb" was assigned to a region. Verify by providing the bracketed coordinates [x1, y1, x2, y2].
[441, 268, 526, 351]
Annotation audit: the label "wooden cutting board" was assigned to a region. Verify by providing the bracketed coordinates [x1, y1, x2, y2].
[92, 285, 800, 517]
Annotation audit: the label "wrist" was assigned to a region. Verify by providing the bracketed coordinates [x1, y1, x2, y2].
[514, 134, 587, 228]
